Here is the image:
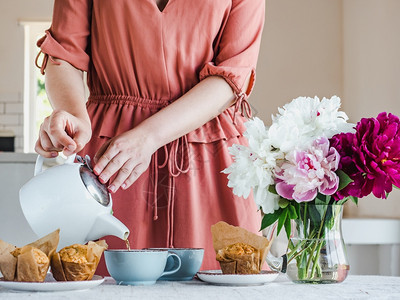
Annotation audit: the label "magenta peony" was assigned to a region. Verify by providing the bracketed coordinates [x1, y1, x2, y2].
[331, 112, 400, 199]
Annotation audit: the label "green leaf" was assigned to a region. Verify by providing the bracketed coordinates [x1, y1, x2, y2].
[278, 198, 290, 208]
[337, 169, 353, 191]
[268, 185, 278, 195]
[284, 215, 292, 239]
[326, 214, 335, 230]
[394, 185, 400, 190]
[308, 204, 322, 227]
[294, 202, 300, 219]
[260, 209, 281, 231]
[276, 209, 288, 236]
[315, 193, 330, 205]
[316, 203, 328, 222]
[336, 198, 348, 205]
[324, 205, 333, 229]
[350, 196, 358, 205]
[288, 204, 298, 219]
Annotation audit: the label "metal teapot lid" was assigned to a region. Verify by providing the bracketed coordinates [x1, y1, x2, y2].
[77, 155, 110, 206]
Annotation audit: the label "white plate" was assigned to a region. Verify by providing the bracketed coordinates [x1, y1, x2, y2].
[197, 270, 279, 286]
[0, 273, 104, 292]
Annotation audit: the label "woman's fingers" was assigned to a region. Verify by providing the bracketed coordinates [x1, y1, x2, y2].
[35, 120, 64, 157]
[71, 129, 91, 154]
[108, 160, 142, 193]
[93, 130, 154, 193]
[93, 139, 111, 169]
[37, 111, 77, 155]
[35, 110, 91, 158]
[93, 143, 122, 183]
[48, 111, 79, 155]
[35, 134, 60, 158]
[121, 164, 147, 190]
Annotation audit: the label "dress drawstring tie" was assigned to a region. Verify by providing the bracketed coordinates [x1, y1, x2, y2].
[232, 69, 256, 124]
[151, 145, 168, 221]
[35, 50, 60, 75]
[232, 91, 252, 125]
[151, 135, 190, 247]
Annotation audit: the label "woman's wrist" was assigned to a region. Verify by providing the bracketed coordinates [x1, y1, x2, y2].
[137, 76, 235, 148]
[127, 124, 161, 155]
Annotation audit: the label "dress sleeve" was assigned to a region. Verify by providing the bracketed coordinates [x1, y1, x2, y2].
[199, 0, 265, 101]
[36, 0, 92, 74]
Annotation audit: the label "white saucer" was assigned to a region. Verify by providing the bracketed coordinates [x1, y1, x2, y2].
[0, 273, 104, 292]
[197, 270, 279, 286]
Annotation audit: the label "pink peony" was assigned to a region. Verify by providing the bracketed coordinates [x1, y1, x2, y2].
[331, 112, 400, 199]
[275, 137, 340, 202]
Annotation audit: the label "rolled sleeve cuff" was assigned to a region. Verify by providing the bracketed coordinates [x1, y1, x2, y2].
[199, 62, 255, 96]
[36, 30, 90, 73]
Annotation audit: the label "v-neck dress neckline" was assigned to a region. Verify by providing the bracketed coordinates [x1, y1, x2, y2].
[153, 0, 171, 13]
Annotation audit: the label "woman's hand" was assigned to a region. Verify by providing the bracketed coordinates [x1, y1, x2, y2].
[35, 109, 92, 157]
[93, 129, 157, 193]
[36, 57, 90, 158]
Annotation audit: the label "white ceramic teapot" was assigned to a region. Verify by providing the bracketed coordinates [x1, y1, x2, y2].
[19, 155, 129, 249]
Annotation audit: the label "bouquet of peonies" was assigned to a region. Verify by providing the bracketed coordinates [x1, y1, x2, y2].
[223, 96, 400, 238]
[224, 96, 400, 282]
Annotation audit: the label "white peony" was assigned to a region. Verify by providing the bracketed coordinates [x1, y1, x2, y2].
[223, 117, 283, 214]
[223, 144, 258, 199]
[268, 96, 355, 152]
[253, 185, 280, 215]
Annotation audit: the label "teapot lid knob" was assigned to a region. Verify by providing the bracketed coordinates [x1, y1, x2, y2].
[77, 155, 110, 206]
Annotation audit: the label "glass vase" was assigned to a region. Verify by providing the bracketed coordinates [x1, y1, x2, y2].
[285, 203, 349, 284]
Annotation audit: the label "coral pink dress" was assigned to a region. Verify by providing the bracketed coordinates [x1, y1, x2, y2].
[38, 0, 265, 274]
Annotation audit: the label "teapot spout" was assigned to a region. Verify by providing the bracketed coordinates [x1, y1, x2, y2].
[86, 213, 129, 242]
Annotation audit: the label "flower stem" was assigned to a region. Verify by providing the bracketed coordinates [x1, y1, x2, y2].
[310, 240, 325, 278]
[304, 206, 328, 279]
[303, 203, 308, 238]
[287, 239, 313, 264]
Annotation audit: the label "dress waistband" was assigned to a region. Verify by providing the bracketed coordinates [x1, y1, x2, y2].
[88, 94, 171, 110]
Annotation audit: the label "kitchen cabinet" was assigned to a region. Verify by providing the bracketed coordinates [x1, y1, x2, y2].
[0, 153, 38, 246]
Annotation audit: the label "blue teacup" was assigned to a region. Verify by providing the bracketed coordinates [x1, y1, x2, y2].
[104, 249, 181, 285]
[148, 248, 204, 281]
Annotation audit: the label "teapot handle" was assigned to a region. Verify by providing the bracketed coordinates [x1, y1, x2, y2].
[34, 155, 44, 176]
[266, 252, 287, 273]
[34, 154, 77, 176]
[264, 222, 287, 273]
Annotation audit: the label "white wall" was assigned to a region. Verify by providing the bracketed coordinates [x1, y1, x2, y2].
[252, 0, 343, 118]
[342, 0, 400, 218]
[343, 0, 400, 119]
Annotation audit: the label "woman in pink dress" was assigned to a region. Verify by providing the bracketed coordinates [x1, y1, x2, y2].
[36, 0, 265, 274]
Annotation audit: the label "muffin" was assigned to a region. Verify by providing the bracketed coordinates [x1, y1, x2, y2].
[211, 221, 272, 274]
[12, 246, 50, 282]
[0, 229, 59, 282]
[51, 240, 107, 281]
[216, 242, 261, 274]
